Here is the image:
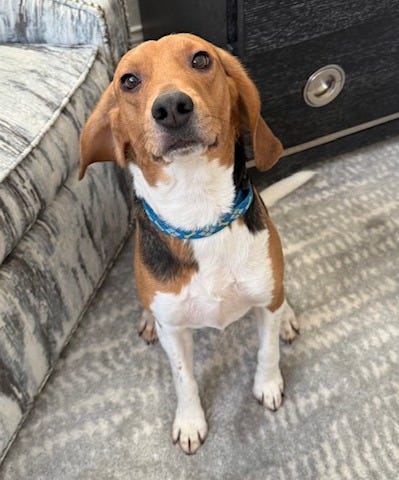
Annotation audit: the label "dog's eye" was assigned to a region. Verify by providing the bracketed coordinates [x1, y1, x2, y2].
[120, 73, 141, 91]
[192, 51, 211, 70]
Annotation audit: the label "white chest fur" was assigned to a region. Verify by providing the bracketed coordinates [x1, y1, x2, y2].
[129, 151, 236, 230]
[151, 222, 273, 330]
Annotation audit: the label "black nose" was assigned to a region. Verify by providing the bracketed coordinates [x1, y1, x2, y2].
[151, 91, 194, 129]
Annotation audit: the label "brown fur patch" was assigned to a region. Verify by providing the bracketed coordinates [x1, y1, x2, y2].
[264, 212, 285, 312]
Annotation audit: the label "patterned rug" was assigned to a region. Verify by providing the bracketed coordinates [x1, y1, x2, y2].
[1, 137, 399, 479]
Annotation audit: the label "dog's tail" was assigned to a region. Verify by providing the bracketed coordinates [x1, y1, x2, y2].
[260, 170, 316, 207]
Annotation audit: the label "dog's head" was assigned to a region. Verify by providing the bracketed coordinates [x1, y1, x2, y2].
[79, 33, 282, 180]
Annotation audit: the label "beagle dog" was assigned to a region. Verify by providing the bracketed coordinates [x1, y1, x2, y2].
[79, 33, 301, 455]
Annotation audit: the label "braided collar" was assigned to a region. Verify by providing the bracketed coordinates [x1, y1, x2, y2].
[140, 185, 253, 240]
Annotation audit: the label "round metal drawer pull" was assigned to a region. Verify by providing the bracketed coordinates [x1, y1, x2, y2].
[303, 65, 346, 107]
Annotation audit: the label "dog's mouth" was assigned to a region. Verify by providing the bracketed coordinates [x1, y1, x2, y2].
[152, 136, 218, 161]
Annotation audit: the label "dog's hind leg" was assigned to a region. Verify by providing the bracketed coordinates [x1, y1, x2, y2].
[279, 301, 300, 344]
[138, 309, 158, 344]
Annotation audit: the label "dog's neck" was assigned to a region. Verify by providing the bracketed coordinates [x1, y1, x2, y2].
[130, 145, 248, 231]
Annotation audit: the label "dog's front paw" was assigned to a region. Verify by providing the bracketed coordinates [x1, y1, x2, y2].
[253, 371, 284, 411]
[172, 408, 208, 455]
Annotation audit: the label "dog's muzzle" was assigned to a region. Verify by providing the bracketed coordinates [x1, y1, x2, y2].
[151, 91, 216, 159]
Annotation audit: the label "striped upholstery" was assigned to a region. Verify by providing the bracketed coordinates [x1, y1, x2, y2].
[0, 44, 107, 262]
[0, 0, 130, 68]
[0, 0, 132, 464]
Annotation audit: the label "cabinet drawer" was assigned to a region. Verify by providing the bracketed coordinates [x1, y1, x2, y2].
[240, 4, 399, 148]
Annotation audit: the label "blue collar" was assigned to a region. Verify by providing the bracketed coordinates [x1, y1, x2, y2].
[140, 186, 254, 240]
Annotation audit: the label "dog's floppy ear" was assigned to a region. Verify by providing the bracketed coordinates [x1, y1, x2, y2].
[215, 47, 283, 171]
[79, 83, 129, 179]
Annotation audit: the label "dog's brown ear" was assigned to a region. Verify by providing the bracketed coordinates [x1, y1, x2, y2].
[79, 83, 129, 179]
[216, 47, 283, 171]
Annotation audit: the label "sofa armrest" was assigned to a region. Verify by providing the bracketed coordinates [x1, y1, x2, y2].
[0, 0, 130, 69]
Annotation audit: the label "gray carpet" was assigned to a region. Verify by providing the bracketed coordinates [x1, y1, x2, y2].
[1, 137, 399, 479]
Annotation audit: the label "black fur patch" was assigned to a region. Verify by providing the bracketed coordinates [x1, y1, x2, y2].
[135, 199, 198, 282]
[233, 140, 266, 234]
[233, 140, 249, 191]
[243, 191, 267, 234]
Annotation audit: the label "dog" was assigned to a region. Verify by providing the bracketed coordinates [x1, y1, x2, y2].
[79, 33, 306, 455]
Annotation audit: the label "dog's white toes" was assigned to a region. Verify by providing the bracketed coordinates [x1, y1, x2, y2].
[279, 306, 300, 344]
[172, 412, 208, 455]
[253, 373, 284, 411]
[138, 310, 158, 344]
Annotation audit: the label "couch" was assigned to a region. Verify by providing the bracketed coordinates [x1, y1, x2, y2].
[0, 0, 133, 462]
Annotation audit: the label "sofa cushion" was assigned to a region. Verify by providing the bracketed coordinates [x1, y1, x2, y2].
[0, 44, 110, 264]
[0, 0, 130, 68]
[0, 161, 133, 463]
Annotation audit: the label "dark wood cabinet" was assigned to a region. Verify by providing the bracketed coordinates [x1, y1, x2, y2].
[138, 0, 399, 166]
